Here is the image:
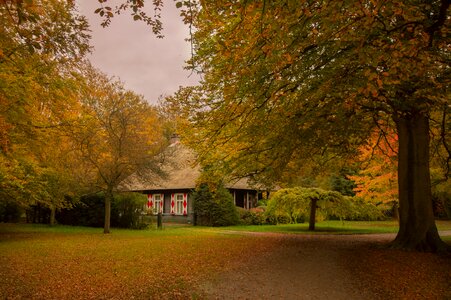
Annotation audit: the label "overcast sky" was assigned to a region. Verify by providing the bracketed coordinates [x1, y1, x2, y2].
[76, 0, 200, 104]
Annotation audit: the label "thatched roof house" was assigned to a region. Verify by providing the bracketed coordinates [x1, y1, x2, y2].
[123, 138, 260, 223]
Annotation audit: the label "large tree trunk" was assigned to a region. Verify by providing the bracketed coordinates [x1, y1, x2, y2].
[104, 188, 113, 234]
[308, 198, 317, 231]
[393, 114, 449, 252]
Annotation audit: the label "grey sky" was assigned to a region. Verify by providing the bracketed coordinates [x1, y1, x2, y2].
[76, 1, 199, 104]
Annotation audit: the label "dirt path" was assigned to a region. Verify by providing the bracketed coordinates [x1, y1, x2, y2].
[200, 232, 451, 299]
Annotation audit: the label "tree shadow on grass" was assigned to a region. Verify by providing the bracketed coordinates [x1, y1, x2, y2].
[277, 225, 394, 235]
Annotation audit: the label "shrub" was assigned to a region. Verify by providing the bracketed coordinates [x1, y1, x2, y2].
[57, 192, 149, 229]
[193, 183, 239, 226]
[433, 190, 451, 219]
[57, 193, 104, 227]
[112, 192, 148, 229]
[0, 199, 23, 222]
[257, 199, 268, 207]
[238, 207, 267, 225]
[330, 197, 385, 221]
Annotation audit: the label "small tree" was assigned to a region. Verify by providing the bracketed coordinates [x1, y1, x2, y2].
[267, 187, 344, 230]
[192, 182, 239, 227]
[73, 66, 166, 233]
[266, 187, 310, 224]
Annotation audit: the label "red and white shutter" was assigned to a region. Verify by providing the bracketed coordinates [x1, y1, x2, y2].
[170, 193, 175, 214]
[147, 194, 153, 210]
[160, 193, 164, 213]
[183, 193, 188, 215]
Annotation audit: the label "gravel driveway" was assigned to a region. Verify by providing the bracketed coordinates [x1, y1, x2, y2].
[200, 232, 451, 299]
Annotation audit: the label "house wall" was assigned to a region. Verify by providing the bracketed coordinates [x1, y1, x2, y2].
[144, 188, 258, 224]
[231, 189, 258, 209]
[146, 189, 194, 224]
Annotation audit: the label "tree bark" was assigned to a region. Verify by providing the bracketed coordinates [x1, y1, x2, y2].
[104, 188, 113, 234]
[392, 114, 449, 252]
[392, 201, 399, 223]
[49, 204, 56, 226]
[309, 198, 317, 231]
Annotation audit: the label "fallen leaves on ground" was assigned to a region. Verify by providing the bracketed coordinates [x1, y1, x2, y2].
[0, 225, 275, 299]
[1, 225, 450, 299]
[346, 244, 451, 299]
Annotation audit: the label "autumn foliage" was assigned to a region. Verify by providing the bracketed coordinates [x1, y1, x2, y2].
[0, 1, 167, 228]
[349, 124, 398, 206]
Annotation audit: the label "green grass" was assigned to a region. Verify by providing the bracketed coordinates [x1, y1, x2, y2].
[202, 220, 451, 235]
[2, 220, 450, 236]
[0, 223, 268, 299]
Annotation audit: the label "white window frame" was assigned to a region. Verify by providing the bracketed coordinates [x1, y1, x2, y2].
[174, 193, 184, 215]
[153, 194, 163, 214]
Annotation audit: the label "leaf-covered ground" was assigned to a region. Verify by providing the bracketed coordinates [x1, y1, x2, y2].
[0, 224, 276, 299]
[201, 232, 451, 299]
[349, 240, 451, 299]
[0, 224, 450, 299]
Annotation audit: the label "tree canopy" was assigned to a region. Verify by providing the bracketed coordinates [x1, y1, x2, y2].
[168, 0, 450, 251]
[72, 65, 166, 233]
[0, 1, 167, 231]
[0, 0, 90, 216]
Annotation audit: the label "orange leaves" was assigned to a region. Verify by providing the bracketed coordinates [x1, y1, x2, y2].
[376, 78, 383, 89]
[0, 225, 275, 299]
[350, 124, 398, 204]
[0, 116, 12, 153]
[351, 247, 451, 299]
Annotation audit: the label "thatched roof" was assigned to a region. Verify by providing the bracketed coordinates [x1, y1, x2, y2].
[122, 142, 258, 192]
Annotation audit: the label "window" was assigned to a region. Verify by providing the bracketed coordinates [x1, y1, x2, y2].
[175, 193, 184, 215]
[153, 194, 163, 214]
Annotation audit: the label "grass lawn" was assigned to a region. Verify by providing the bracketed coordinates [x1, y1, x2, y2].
[0, 223, 273, 299]
[0, 221, 450, 299]
[205, 219, 451, 235]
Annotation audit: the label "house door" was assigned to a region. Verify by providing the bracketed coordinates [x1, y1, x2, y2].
[235, 190, 245, 208]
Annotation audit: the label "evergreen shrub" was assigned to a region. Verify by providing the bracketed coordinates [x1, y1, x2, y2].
[192, 183, 239, 226]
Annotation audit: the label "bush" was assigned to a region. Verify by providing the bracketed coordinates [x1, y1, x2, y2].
[238, 207, 267, 225]
[433, 190, 451, 219]
[327, 197, 385, 221]
[257, 199, 268, 207]
[193, 183, 239, 226]
[112, 192, 148, 229]
[57, 193, 104, 227]
[0, 199, 23, 222]
[57, 192, 149, 229]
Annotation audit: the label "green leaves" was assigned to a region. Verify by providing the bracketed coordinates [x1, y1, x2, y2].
[193, 182, 240, 227]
